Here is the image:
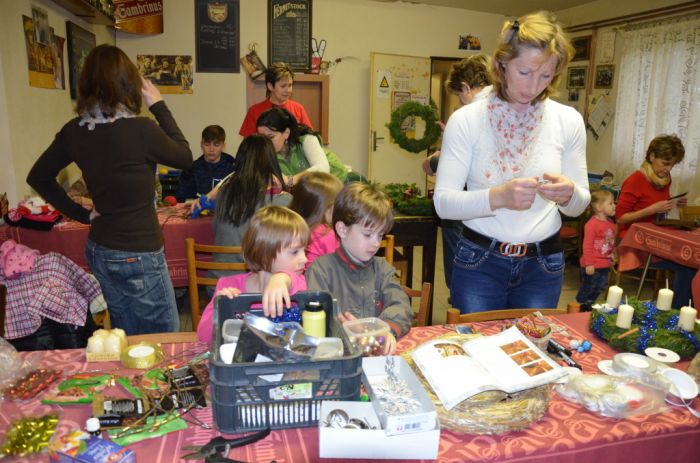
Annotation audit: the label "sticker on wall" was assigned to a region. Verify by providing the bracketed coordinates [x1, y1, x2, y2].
[376, 70, 391, 98]
[458, 34, 481, 50]
[138, 54, 193, 94]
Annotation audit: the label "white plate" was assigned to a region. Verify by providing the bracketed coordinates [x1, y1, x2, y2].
[645, 347, 680, 364]
[662, 368, 699, 401]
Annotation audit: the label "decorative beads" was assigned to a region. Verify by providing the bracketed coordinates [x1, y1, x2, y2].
[569, 339, 592, 353]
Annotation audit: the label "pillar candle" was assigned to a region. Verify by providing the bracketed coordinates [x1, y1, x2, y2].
[678, 306, 697, 332]
[656, 288, 674, 311]
[103, 333, 123, 353]
[606, 285, 623, 307]
[86, 335, 104, 353]
[615, 304, 634, 329]
[110, 328, 127, 349]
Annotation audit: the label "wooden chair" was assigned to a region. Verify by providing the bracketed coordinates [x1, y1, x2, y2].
[679, 206, 700, 221]
[0, 284, 6, 337]
[446, 307, 571, 324]
[380, 234, 394, 265]
[127, 331, 198, 345]
[185, 237, 247, 331]
[403, 282, 432, 327]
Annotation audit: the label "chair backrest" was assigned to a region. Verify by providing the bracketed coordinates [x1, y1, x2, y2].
[446, 307, 568, 324]
[127, 331, 198, 345]
[679, 206, 700, 222]
[403, 282, 432, 327]
[185, 237, 247, 330]
[380, 234, 394, 265]
[0, 284, 6, 337]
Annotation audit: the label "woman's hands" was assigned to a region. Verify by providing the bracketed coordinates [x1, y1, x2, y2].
[489, 173, 575, 211]
[141, 77, 163, 107]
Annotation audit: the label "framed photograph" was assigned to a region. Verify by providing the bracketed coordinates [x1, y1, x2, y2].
[139, 54, 193, 94]
[571, 35, 591, 61]
[594, 64, 615, 89]
[66, 21, 96, 99]
[566, 66, 587, 89]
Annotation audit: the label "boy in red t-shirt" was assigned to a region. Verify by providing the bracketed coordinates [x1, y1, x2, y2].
[576, 190, 617, 310]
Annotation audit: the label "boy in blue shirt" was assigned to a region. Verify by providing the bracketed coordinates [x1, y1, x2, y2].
[175, 125, 236, 202]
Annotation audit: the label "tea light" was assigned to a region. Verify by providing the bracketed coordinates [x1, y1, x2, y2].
[678, 305, 697, 332]
[86, 335, 104, 353]
[615, 303, 634, 329]
[103, 333, 123, 354]
[606, 285, 623, 308]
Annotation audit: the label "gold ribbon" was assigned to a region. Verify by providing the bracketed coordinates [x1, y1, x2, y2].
[120, 343, 163, 369]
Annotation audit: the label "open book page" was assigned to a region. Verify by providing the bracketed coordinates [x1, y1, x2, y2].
[411, 340, 500, 410]
[461, 327, 565, 393]
[412, 327, 565, 410]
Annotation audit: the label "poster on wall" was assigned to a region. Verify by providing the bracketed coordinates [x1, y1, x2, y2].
[195, 0, 240, 73]
[114, 0, 164, 35]
[22, 16, 56, 89]
[139, 54, 193, 94]
[31, 6, 51, 45]
[268, 0, 312, 72]
[51, 28, 66, 90]
[66, 21, 96, 99]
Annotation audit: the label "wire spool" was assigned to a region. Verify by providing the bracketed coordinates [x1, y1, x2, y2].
[120, 343, 162, 369]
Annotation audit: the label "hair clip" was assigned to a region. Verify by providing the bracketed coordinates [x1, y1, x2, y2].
[512, 19, 520, 31]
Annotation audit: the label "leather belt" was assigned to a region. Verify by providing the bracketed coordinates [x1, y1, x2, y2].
[461, 227, 563, 258]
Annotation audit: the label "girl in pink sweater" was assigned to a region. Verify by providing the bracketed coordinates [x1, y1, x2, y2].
[196, 206, 310, 343]
[289, 172, 343, 269]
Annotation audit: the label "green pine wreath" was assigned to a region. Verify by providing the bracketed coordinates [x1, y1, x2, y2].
[386, 101, 441, 153]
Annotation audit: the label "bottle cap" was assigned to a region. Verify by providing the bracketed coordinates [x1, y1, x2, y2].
[86, 417, 100, 433]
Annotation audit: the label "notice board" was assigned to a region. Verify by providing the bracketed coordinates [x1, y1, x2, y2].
[268, 0, 312, 72]
[195, 0, 239, 73]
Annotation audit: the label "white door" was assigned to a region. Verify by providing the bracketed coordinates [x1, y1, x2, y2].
[368, 53, 431, 188]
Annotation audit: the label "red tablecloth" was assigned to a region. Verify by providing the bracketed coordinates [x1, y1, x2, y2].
[2, 313, 699, 463]
[618, 222, 700, 305]
[0, 205, 214, 287]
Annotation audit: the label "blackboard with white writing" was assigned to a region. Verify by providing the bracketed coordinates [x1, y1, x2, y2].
[195, 0, 239, 73]
[268, 0, 312, 72]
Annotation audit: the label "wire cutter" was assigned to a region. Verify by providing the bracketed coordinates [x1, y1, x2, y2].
[181, 428, 271, 462]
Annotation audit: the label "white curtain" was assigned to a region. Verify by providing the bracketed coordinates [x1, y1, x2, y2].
[611, 14, 700, 202]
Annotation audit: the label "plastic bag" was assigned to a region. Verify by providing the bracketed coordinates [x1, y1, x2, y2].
[555, 374, 669, 418]
[0, 336, 40, 397]
[232, 313, 320, 363]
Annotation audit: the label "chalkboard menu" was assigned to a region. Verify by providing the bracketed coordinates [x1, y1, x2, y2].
[268, 0, 312, 72]
[195, 0, 240, 73]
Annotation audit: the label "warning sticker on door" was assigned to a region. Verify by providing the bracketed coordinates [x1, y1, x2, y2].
[376, 70, 391, 98]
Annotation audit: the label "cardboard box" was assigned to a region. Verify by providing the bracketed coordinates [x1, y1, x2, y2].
[49, 431, 135, 463]
[318, 401, 440, 460]
[362, 356, 437, 436]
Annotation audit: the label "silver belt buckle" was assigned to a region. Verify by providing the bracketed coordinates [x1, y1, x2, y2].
[498, 242, 527, 257]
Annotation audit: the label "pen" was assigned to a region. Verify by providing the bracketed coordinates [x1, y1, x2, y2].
[556, 350, 582, 370]
[548, 338, 572, 356]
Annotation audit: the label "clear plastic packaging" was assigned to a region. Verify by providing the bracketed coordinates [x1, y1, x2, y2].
[555, 374, 669, 418]
[342, 317, 390, 357]
[0, 337, 39, 399]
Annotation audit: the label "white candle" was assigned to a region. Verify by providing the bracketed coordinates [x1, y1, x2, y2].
[110, 328, 127, 349]
[678, 306, 697, 332]
[86, 335, 104, 353]
[616, 304, 635, 329]
[656, 288, 674, 311]
[103, 333, 123, 353]
[606, 285, 623, 307]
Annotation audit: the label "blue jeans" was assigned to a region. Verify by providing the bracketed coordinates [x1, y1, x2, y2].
[576, 267, 610, 304]
[450, 237, 565, 314]
[85, 239, 179, 334]
[441, 219, 463, 289]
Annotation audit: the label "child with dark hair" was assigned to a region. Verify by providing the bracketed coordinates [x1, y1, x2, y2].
[306, 183, 413, 354]
[289, 172, 343, 269]
[175, 125, 236, 202]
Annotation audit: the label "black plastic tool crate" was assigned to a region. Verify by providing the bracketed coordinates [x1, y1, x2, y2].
[209, 291, 362, 433]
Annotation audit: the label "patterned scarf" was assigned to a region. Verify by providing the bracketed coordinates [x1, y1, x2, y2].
[486, 94, 544, 182]
[639, 160, 670, 189]
[79, 104, 136, 130]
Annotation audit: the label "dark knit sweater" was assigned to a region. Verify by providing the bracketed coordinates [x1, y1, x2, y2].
[175, 153, 236, 202]
[27, 101, 192, 252]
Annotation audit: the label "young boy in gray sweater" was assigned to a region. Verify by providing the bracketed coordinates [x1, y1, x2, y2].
[306, 183, 413, 354]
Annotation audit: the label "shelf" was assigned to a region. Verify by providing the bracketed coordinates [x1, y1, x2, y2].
[51, 0, 115, 26]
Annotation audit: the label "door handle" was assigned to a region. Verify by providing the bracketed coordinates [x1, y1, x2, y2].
[372, 131, 384, 152]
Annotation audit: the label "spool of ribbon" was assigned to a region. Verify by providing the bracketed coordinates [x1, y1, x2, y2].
[120, 343, 162, 369]
[611, 352, 657, 377]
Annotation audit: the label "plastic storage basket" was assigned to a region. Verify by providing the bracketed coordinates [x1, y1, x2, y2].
[210, 291, 362, 433]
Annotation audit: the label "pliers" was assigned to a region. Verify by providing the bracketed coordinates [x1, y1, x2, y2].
[181, 428, 271, 462]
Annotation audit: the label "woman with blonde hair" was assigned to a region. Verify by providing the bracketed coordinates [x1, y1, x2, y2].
[434, 11, 590, 313]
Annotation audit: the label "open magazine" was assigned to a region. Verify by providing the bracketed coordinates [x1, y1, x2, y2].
[411, 326, 565, 410]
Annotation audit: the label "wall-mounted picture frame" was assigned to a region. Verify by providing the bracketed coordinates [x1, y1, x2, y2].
[66, 21, 96, 99]
[571, 35, 591, 61]
[566, 66, 587, 89]
[594, 64, 615, 89]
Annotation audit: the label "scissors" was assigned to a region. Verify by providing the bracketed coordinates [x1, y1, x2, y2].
[312, 38, 326, 60]
[181, 428, 271, 462]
